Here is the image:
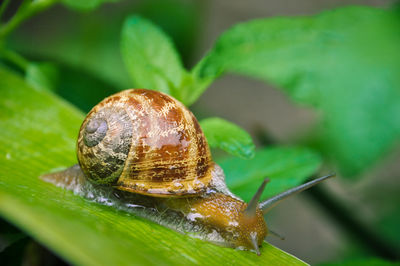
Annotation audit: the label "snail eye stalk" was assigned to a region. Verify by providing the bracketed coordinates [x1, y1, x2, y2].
[260, 173, 336, 214]
[250, 233, 261, 256]
[244, 178, 270, 217]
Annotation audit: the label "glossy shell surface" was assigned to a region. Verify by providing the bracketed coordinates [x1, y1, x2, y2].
[77, 89, 213, 197]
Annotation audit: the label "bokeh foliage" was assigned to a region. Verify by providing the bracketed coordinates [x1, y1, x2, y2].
[0, 0, 399, 265]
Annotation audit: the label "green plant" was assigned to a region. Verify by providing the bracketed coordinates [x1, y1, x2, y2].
[0, 1, 399, 265]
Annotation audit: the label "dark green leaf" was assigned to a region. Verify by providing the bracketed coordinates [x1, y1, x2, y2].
[121, 15, 190, 103]
[217, 147, 322, 202]
[0, 68, 305, 265]
[200, 6, 400, 177]
[200, 117, 255, 159]
[136, 0, 202, 65]
[52, 63, 118, 112]
[26, 62, 59, 92]
[11, 11, 131, 90]
[321, 257, 400, 266]
[10, 1, 201, 92]
[0, 218, 27, 252]
[0, 237, 29, 265]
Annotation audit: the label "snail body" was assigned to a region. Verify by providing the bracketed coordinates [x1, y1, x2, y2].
[43, 89, 333, 255]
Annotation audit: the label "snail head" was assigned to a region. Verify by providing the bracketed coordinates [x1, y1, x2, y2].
[235, 174, 335, 255]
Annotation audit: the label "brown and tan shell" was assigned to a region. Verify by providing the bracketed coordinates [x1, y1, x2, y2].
[77, 89, 213, 197]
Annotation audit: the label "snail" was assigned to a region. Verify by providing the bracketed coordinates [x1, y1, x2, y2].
[42, 89, 334, 255]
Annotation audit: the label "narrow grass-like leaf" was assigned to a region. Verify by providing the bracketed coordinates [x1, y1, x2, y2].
[200, 6, 400, 177]
[0, 68, 305, 265]
[217, 147, 322, 202]
[200, 117, 255, 159]
[26, 62, 59, 92]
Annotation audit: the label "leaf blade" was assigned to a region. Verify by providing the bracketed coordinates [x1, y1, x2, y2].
[200, 6, 400, 177]
[121, 15, 187, 102]
[218, 147, 322, 202]
[0, 68, 306, 265]
[200, 117, 255, 159]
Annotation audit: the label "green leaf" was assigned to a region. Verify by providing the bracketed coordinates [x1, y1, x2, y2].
[121, 15, 190, 103]
[200, 6, 400, 177]
[61, 0, 120, 10]
[26, 62, 59, 92]
[200, 117, 255, 159]
[10, 1, 202, 92]
[0, 68, 305, 265]
[11, 11, 131, 90]
[217, 147, 322, 202]
[51, 63, 119, 112]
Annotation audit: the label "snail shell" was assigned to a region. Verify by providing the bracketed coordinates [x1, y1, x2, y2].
[77, 89, 213, 197]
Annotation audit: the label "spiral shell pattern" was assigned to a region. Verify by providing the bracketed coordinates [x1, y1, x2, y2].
[77, 89, 213, 196]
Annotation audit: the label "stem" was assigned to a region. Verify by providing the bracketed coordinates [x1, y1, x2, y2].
[0, 49, 29, 70]
[0, 0, 11, 21]
[0, 0, 58, 40]
[245, 178, 269, 216]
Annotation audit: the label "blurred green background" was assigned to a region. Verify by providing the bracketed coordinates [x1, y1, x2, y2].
[1, 0, 400, 265]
